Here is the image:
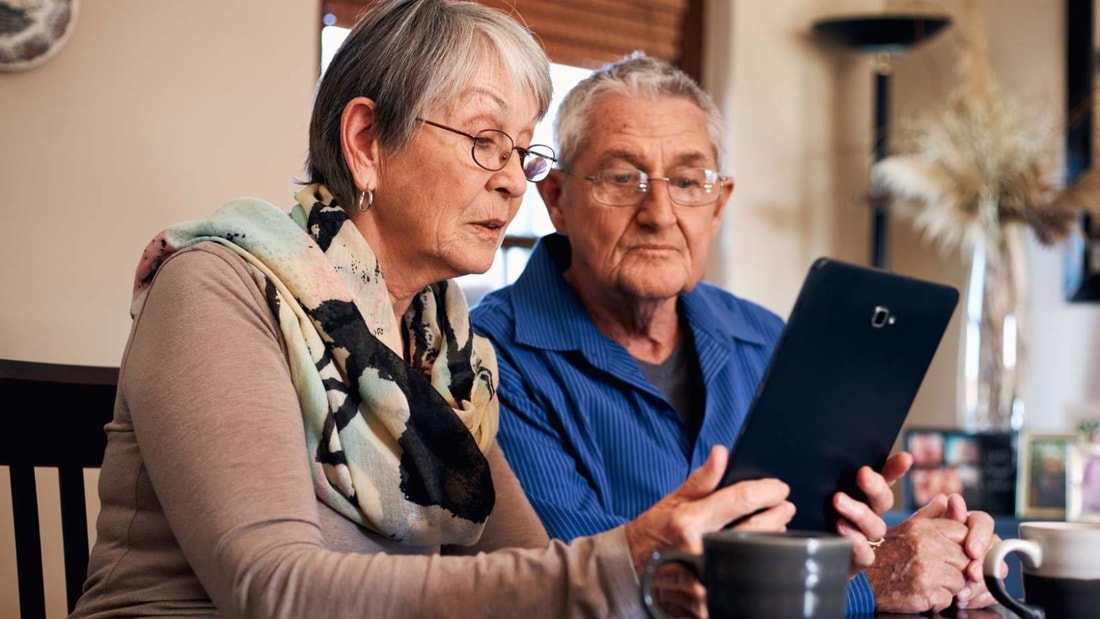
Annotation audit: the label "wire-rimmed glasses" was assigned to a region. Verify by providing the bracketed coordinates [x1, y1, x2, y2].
[561, 167, 728, 207]
[417, 118, 557, 182]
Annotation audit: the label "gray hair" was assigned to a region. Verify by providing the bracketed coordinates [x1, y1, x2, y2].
[307, 0, 553, 209]
[553, 53, 723, 170]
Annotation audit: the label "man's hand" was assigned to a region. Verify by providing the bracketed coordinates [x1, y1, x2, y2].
[833, 452, 913, 575]
[625, 445, 795, 618]
[864, 493, 1008, 613]
[938, 494, 1004, 609]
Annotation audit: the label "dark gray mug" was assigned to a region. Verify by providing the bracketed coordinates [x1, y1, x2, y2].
[984, 521, 1100, 619]
[641, 530, 852, 619]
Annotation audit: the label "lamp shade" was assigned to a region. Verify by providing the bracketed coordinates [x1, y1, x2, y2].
[812, 15, 951, 54]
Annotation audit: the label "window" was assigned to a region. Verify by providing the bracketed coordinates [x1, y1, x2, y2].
[320, 1, 700, 80]
[319, 24, 348, 72]
[319, 27, 591, 301]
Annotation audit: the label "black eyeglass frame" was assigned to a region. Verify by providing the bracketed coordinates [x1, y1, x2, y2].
[557, 166, 730, 207]
[417, 118, 557, 182]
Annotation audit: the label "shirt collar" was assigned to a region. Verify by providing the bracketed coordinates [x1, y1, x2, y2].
[510, 234, 601, 351]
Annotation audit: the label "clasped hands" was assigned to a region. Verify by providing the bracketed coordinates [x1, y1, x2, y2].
[623, 447, 1003, 617]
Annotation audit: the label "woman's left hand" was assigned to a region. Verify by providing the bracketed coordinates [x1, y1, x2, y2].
[832, 452, 913, 575]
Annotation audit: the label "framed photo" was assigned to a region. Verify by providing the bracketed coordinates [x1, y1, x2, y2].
[1016, 433, 1075, 518]
[905, 429, 948, 508]
[903, 428, 1016, 514]
[1068, 442, 1100, 522]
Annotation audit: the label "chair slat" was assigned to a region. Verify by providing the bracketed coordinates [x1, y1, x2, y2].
[59, 465, 91, 612]
[1, 359, 117, 619]
[10, 465, 46, 619]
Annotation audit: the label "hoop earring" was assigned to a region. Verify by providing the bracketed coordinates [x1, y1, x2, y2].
[356, 189, 374, 212]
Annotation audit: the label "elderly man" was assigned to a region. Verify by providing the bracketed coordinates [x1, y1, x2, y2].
[471, 54, 1000, 615]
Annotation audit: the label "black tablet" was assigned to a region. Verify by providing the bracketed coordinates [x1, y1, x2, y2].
[720, 257, 959, 531]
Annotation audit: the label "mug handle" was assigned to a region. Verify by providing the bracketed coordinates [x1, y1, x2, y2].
[640, 550, 704, 619]
[982, 538, 1046, 619]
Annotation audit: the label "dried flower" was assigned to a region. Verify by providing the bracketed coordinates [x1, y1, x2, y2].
[871, 0, 1079, 253]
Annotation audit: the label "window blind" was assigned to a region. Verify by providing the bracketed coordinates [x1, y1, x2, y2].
[321, 0, 694, 71]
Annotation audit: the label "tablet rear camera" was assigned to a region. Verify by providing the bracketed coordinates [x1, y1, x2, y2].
[871, 306, 894, 328]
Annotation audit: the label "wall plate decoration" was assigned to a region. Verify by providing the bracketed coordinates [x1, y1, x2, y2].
[0, 0, 79, 72]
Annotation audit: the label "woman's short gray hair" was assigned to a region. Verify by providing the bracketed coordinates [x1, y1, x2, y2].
[554, 53, 723, 170]
[307, 0, 552, 209]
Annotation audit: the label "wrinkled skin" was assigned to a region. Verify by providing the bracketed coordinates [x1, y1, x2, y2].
[637, 452, 911, 618]
[639, 454, 1006, 618]
[866, 494, 1004, 613]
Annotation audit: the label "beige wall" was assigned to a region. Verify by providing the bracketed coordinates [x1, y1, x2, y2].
[0, 1, 318, 616]
[707, 0, 1100, 434]
[0, 0, 319, 366]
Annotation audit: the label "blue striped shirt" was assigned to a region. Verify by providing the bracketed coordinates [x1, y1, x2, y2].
[472, 234, 876, 615]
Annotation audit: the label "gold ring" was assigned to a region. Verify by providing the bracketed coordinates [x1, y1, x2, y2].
[867, 537, 886, 550]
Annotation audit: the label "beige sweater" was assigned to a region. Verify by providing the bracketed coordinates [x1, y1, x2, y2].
[72, 243, 642, 619]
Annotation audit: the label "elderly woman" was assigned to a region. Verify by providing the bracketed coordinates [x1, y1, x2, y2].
[71, 1, 794, 617]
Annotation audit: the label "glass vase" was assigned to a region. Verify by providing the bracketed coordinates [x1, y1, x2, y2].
[960, 223, 1027, 432]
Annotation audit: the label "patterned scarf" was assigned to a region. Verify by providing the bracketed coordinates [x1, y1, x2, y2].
[131, 184, 498, 546]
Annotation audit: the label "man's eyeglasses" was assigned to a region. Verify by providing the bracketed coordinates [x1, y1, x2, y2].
[417, 118, 557, 182]
[560, 167, 728, 207]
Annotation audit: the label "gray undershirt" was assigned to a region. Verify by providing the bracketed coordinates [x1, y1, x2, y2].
[636, 326, 705, 442]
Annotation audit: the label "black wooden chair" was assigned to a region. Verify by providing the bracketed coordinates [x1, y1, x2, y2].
[0, 359, 118, 619]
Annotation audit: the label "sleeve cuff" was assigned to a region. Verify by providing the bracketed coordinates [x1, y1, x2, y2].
[845, 571, 876, 616]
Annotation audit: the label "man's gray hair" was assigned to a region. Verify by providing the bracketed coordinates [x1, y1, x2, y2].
[553, 53, 723, 170]
[307, 0, 553, 209]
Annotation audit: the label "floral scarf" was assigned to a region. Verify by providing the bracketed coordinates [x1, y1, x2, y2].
[131, 184, 499, 546]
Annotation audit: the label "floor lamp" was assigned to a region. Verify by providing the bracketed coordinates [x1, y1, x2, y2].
[812, 15, 951, 269]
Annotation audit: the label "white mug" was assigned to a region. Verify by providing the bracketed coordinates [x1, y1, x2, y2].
[983, 521, 1100, 619]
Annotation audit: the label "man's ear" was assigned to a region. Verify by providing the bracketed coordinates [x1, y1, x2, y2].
[537, 169, 569, 233]
[710, 176, 735, 234]
[340, 96, 381, 193]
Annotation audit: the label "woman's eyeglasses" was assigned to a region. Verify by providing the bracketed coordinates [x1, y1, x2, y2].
[417, 118, 557, 182]
[559, 167, 728, 207]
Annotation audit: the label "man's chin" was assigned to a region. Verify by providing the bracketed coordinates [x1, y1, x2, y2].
[616, 274, 693, 303]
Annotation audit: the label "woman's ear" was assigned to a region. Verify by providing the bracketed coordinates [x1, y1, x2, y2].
[340, 97, 381, 193]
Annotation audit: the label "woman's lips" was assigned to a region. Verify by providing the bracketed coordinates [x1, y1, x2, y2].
[473, 219, 505, 230]
[469, 219, 507, 240]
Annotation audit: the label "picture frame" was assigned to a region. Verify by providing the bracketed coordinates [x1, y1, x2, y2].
[1068, 441, 1100, 522]
[903, 428, 1017, 514]
[906, 430, 1016, 514]
[1016, 432, 1075, 519]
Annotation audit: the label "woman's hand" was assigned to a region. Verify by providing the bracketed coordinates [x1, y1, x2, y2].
[624, 445, 794, 618]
